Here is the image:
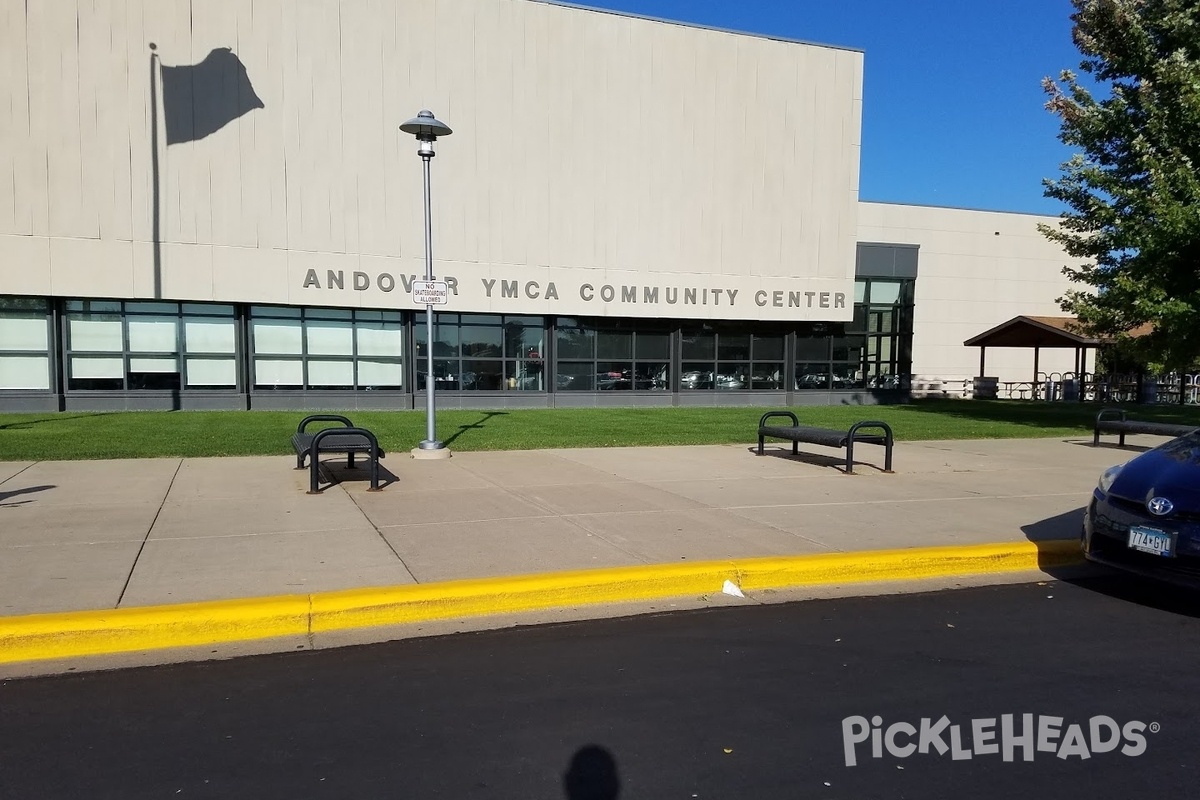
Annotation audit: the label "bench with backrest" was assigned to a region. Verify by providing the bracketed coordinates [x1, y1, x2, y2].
[1093, 408, 1198, 447]
[292, 414, 385, 494]
[756, 411, 894, 474]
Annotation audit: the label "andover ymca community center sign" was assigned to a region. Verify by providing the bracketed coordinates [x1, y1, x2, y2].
[300, 267, 851, 321]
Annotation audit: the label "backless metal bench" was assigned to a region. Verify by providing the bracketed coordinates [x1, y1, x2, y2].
[757, 410, 894, 474]
[1093, 408, 1198, 447]
[292, 414, 384, 494]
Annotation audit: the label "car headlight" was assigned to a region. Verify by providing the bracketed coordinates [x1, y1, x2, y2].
[1098, 464, 1123, 494]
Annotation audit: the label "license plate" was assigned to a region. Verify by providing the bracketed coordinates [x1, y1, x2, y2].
[1127, 526, 1176, 557]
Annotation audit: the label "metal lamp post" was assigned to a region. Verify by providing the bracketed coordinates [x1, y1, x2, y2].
[399, 109, 452, 454]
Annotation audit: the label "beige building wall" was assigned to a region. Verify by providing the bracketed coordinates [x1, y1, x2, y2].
[0, 0, 863, 322]
[857, 201, 1080, 386]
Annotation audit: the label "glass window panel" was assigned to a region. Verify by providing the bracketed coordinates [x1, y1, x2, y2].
[357, 324, 403, 357]
[634, 332, 669, 359]
[0, 297, 48, 312]
[306, 307, 353, 320]
[465, 315, 502, 326]
[415, 321, 462, 357]
[307, 360, 354, 387]
[595, 361, 634, 390]
[854, 281, 867, 303]
[66, 300, 121, 313]
[850, 305, 868, 332]
[750, 363, 784, 390]
[185, 319, 236, 353]
[186, 358, 236, 387]
[130, 357, 178, 372]
[556, 362, 594, 391]
[250, 305, 301, 318]
[753, 334, 785, 360]
[795, 364, 831, 390]
[833, 336, 866, 362]
[597, 330, 632, 360]
[717, 334, 750, 361]
[416, 360, 458, 390]
[306, 320, 354, 356]
[462, 325, 503, 357]
[254, 359, 303, 387]
[879, 337, 894, 361]
[505, 315, 543, 327]
[461, 359, 504, 390]
[681, 332, 714, 360]
[508, 359, 544, 391]
[252, 320, 303, 355]
[128, 317, 178, 352]
[356, 359, 403, 389]
[69, 318, 123, 351]
[680, 363, 714, 390]
[633, 362, 669, 390]
[870, 281, 902, 305]
[0, 355, 50, 389]
[795, 335, 829, 360]
[833, 365, 866, 389]
[71, 356, 123, 378]
[126, 302, 179, 315]
[503, 321, 544, 358]
[182, 303, 235, 316]
[714, 363, 748, 389]
[869, 309, 895, 334]
[0, 317, 49, 351]
[556, 327, 595, 359]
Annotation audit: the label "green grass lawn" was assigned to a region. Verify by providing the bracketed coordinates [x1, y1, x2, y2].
[3, 400, 1200, 461]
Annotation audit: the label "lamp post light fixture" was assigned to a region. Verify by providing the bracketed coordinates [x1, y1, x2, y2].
[400, 109, 453, 457]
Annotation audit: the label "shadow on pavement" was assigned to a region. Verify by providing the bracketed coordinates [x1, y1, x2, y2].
[0, 484, 55, 507]
[1023, 506, 1200, 619]
[745, 446, 890, 475]
[564, 745, 619, 800]
[315, 460, 398, 491]
[1065, 439, 1153, 454]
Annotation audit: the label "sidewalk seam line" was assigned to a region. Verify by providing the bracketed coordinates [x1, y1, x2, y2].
[115, 457, 184, 608]
[0, 461, 39, 488]
[343, 483, 419, 585]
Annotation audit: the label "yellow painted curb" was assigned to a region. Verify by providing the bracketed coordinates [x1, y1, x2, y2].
[0, 539, 1082, 665]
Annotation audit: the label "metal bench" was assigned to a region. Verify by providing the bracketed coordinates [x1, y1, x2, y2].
[1093, 408, 1198, 447]
[756, 411, 894, 474]
[292, 414, 385, 494]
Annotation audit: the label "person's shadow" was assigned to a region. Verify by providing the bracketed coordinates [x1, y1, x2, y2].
[563, 745, 620, 800]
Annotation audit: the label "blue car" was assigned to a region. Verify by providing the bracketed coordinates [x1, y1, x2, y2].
[1083, 432, 1200, 587]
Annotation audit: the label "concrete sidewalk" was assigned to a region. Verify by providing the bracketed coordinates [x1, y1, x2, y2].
[0, 434, 1153, 674]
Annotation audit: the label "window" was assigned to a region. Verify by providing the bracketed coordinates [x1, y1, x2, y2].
[555, 318, 670, 391]
[796, 279, 913, 391]
[415, 314, 544, 391]
[64, 300, 238, 391]
[0, 297, 52, 390]
[680, 322, 783, 390]
[250, 306, 403, 390]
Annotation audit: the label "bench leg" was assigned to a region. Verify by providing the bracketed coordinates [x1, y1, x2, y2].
[309, 456, 322, 494]
[884, 440, 893, 473]
[368, 451, 380, 491]
[295, 450, 307, 470]
[1093, 429, 1100, 446]
[757, 435, 764, 456]
[1119, 432, 1126, 447]
[348, 452, 356, 469]
[792, 440, 798, 456]
[845, 440, 855, 475]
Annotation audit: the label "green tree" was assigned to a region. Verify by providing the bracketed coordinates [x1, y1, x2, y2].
[1041, 0, 1200, 371]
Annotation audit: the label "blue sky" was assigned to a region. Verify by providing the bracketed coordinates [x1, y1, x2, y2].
[569, 0, 1084, 215]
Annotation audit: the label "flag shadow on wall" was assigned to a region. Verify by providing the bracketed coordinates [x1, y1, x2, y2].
[149, 44, 264, 301]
